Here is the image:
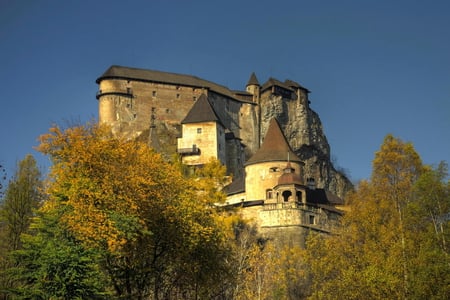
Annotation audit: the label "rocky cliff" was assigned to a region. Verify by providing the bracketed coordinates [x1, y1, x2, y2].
[260, 94, 353, 199]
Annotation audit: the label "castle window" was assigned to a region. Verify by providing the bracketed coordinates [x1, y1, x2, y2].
[197, 128, 202, 134]
[296, 191, 302, 202]
[176, 93, 180, 99]
[270, 167, 280, 172]
[309, 215, 316, 225]
[152, 91, 157, 97]
[282, 190, 292, 202]
[166, 108, 170, 113]
[266, 189, 273, 199]
[193, 96, 197, 101]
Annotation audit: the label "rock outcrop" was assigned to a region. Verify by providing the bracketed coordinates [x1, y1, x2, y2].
[260, 94, 352, 199]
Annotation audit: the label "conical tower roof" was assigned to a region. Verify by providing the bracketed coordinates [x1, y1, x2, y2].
[246, 72, 259, 86]
[245, 118, 301, 166]
[181, 94, 223, 126]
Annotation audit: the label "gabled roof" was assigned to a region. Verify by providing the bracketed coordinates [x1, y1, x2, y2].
[284, 79, 310, 93]
[97, 65, 241, 101]
[245, 118, 301, 166]
[261, 77, 310, 93]
[181, 94, 223, 126]
[261, 77, 293, 92]
[246, 72, 259, 86]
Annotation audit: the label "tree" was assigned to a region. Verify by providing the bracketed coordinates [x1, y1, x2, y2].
[8, 205, 109, 299]
[0, 154, 42, 250]
[305, 135, 449, 299]
[0, 154, 42, 298]
[406, 162, 450, 299]
[32, 122, 231, 299]
[371, 134, 423, 297]
[0, 163, 6, 199]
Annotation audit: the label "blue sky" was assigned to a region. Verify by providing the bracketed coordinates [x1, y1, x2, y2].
[0, 0, 449, 183]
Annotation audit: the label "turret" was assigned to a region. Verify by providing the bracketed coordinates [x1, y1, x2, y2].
[246, 72, 260, 103]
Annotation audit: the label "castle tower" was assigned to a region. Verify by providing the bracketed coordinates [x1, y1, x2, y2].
[245, 72, 261, 148]
[177, 94, 227, 167]
[246, 72, 260, 103]
[244, 118, 303, 201]
[96, 66, 135, 129]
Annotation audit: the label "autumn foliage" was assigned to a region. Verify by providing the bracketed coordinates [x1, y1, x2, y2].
[1, 125, 448, 299]
[30, 123, 231, 298]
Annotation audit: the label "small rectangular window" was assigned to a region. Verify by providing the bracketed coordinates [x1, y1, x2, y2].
[152, 91, 157, 97]
[309, 215, 315, 225]
[197, 128, 202, 134]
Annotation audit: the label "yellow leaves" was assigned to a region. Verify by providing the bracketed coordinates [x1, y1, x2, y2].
[36, 121, 231, 260]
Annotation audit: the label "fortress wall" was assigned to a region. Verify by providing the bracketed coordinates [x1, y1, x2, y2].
[98, 78, 206, 137]
[259, 226, 310, 248]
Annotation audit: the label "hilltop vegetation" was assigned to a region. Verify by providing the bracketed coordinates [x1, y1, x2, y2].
[0, 124, 448, 299]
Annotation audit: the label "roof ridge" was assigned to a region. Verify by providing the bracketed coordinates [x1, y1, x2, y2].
[181, 94, 224, 126]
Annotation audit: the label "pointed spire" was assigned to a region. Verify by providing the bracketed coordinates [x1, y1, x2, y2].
[181, 94, 223, 126]
[246, 72, 259, 87]
[245, 118, 301, 166]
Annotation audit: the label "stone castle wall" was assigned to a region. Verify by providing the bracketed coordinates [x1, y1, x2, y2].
[96, 67, 352, 198]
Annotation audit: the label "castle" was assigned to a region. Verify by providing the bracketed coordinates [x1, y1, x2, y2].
[96, 65, 351, 244]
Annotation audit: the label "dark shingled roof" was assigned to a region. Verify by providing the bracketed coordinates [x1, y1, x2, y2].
[245, 118, 301, 166]
[284, 79, 310, 93]
[261, 77, 311, 94]
[181, 94, 223, 126]
[305, 189, 344, 212]
[223, 176, 245, 195]
[261, 77, 294, 92]
[97, 65, 241, 101]
[246, 72, 260, 86]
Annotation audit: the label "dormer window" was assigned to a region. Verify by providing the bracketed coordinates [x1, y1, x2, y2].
[284, 167, 295, 174]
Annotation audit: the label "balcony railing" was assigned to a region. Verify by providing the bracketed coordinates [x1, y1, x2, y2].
[177, 146, 200, 155]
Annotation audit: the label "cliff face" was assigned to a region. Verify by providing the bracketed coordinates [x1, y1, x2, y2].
[259, 94, 352, 198]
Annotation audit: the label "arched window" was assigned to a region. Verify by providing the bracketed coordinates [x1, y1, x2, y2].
[282, 190, 292, 202]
